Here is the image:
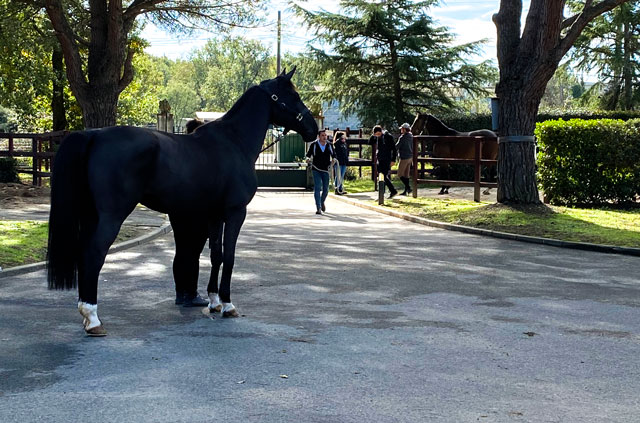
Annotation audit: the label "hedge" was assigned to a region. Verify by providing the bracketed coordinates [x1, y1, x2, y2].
[0, 157, 20, 183]
[436, 110, 640, 132]
[535, 119, 640, 206]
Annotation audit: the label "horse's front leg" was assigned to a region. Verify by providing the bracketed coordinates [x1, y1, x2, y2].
[218, 207, 247, 318]
[207, 220, 224, 313]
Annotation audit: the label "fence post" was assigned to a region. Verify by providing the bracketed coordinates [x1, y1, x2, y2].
[32, 137, 38, 186]
[8, 135, 13, 157]
[412, 135, 418, 198]
[474, 138, 481, 202]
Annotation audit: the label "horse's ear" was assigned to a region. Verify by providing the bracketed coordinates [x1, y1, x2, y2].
[280, 67, 287, 76]
[284, 66, 296, 80]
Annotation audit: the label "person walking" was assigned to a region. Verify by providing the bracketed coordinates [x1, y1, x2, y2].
[306, 129, 336, 214]
[396, 122, 413, 195]
[333, 131, 349, 195]
[369, 125, 398, 198]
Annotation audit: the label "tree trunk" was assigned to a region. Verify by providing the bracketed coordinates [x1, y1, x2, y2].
[44, 0, 134, 129]
[496, 84, 543, 204]
[389, 40, 404, 126]
[76, 88, 119, 128]
[492, 0, 632, 204]
[51, 48, 67, 131]
[622, 21, 633, 110]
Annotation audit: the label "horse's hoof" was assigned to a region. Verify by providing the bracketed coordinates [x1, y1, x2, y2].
[222, 303, 239, 318]
[85, 325, 107, 337]
[223, 309, 239, 318]
[209, 304, 222, 313]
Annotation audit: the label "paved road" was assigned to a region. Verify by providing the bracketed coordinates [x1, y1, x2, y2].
[1, 191, 639, 422]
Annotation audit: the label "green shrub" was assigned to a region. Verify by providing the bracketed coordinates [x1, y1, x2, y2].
[536, 118, 640, 206]
[0, 158, 20, 183]
[435, 110, 640, 132]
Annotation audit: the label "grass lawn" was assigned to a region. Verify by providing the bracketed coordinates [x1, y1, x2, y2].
[360, 193, 640, 248]
[0, 222, 148, 268]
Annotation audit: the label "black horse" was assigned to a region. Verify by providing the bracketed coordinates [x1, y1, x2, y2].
[411, 113, 497, 194]
[47, 68, 318, 336]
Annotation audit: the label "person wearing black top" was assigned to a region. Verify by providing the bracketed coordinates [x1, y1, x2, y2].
[369, 125, 398, 198]
[396, 122, 413, 195]
[306, 129, 336, 214]
[333, 131, 349, 195]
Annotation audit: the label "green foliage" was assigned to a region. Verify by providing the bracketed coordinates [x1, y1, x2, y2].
[117, 52, 164, 126]
[293, 0, 496, 128]
[536, 118, 640, 206]
[0, 158, 20, 183]
[191, 37, 274, 112]
[567, 2, 640, 110]
[432, 110, 640, 133]
[0, 105, 18, 132]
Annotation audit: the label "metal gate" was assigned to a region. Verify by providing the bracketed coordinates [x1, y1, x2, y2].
[255, 128, 310, 188]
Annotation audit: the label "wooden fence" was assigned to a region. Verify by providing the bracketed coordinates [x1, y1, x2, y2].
[0, 131, 68, 186]
[412, 135, 498, 202]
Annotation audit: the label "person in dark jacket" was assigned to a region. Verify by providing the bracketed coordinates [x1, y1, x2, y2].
[396, 122, 413, 195]
[306, 129, 336, 214]
[333, 131, 349, 195]
[369, 125, 398, 197]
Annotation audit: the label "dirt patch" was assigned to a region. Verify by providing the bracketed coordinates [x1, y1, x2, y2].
[483, 202, 556, 216]
[0, 183, 50, 208]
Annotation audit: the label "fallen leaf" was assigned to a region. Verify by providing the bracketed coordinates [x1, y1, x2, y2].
[279, 374, 288, 379]
[523, 331, 537, 337]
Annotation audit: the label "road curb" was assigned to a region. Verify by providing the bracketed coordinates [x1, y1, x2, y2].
[0, 217, 173, 279]
[331, 194, 640, 257]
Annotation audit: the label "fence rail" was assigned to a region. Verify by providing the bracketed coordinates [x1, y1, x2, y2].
[0, 131, 67, 186]
[412, 135, 497, 202]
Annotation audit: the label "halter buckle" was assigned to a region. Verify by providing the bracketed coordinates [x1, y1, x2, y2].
[271, 94, 278, 101]
[296, 113, 303, 121]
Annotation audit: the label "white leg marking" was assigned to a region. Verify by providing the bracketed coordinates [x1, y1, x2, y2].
[221, 302, 235, 314]
[78, 302, 102, 330]
[208, 293, 222, 312]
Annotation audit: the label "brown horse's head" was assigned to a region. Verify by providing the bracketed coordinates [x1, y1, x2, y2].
[411, 113, 429, 135]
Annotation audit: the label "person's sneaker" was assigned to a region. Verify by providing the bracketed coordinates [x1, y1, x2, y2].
[389, 190, 398, 198]
[175, 291, 184, 305]
[183, 292, 209, 307]
[316, 209, 322, 215]
[335, 189, 341, 195]
[400, 190, 408, 196]
[321, 203, 326, 212]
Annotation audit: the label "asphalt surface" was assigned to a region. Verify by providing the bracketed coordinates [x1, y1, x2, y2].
[1, 191, 639, 422]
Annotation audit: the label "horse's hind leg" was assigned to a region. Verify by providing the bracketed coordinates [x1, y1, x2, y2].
[219, 207, 247, 318]
[206, 221, 224, 313]
[77, 212, 129, 336]
[169, 215, 209, 307]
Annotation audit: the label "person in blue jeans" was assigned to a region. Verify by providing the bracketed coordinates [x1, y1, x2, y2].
[333, 131, 349, 195]
[306, 129, 336, 215]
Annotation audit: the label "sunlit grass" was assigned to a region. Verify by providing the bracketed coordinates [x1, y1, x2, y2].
[378, 195, 640, 248]
[0, 221, 48, 268]
[0, 222, 150, 268]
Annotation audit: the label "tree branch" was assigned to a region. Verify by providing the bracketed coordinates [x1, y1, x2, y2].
[43, 0, 88, 95]
[559, 0, 631, 58]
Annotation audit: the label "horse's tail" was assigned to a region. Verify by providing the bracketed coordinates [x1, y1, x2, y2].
[47, 131, 92, 290]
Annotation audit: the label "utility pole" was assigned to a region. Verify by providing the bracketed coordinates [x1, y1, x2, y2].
[276, 10, 281, 75]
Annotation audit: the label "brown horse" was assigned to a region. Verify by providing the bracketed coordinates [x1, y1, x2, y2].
[410, 113, 497, 194]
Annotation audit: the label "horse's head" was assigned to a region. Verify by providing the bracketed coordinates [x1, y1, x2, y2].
[424, 114, 458, 136]
[411, 113, 428, 135]
[259, 68, 318, 142]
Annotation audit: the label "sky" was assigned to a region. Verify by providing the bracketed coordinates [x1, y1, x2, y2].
[141, 0, 530, 66]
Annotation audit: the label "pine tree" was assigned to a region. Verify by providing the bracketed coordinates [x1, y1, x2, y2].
[568, 1, 640, 110]
[293, 0, 495, 128]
